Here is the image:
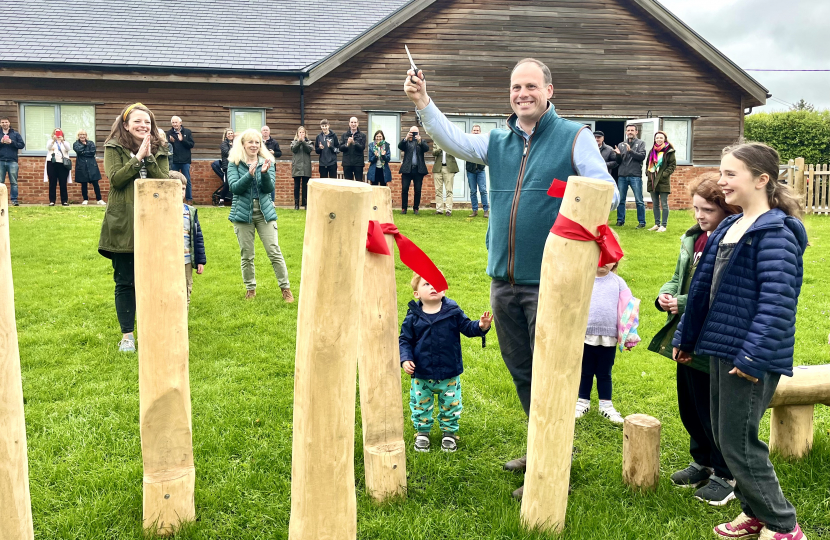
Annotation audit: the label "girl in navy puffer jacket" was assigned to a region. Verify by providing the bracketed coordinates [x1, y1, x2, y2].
[673, 143, 807, 540]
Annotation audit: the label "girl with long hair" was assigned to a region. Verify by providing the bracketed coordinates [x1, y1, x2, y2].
[646, 131, 676, 232]
[98, 103, 169, 352]
[650, 173, 741, 505]
[674, 143, 807, 540]
[227, 128, 293, 302]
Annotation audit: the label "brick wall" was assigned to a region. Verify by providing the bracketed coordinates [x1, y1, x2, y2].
[7, 157, 713, 210]
[9, 157, 440, 209]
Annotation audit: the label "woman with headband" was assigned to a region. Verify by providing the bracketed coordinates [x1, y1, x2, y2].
[98, 103, 169, 353]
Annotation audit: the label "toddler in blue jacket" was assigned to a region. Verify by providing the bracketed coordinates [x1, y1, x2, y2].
[399, 272, 492, 453]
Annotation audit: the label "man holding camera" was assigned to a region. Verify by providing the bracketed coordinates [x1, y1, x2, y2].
[398, 126, 429, 215]
[341, 117, 366, 181]
[167, 116, 195, 203]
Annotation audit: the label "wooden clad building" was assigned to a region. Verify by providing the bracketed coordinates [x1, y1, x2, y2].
[1, 0, 768, 208]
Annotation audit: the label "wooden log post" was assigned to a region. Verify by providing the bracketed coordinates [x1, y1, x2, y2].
[521, 176, 615, 533]
[289, 179, 372, 540]
[0, 184, 35, 540]
[622, 414, 662, 491]
[768, 365, 830, 459]
[134, 178, 196, 535]
[358, 186, 407, 502]
[794, 157, 805, 196]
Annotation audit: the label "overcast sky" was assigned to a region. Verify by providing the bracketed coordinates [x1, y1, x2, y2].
[658, 0, 830, 113]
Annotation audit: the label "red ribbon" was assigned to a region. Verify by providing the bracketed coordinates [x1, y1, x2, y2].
[547, 178, 623, 267]
[366, 221, 449, 292]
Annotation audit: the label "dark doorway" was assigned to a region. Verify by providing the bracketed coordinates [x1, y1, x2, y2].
[595, 120, 626, 179]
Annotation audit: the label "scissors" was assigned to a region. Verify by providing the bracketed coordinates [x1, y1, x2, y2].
[405, 45, 422, 84]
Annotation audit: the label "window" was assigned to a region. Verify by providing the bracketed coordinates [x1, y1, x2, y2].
[20, 103, 95, 154]
[662, 118, 692, 164]
[231, 109, 266, 133]
[367, 112, 401, 161]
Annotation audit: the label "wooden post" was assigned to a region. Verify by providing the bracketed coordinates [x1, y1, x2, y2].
[768, 365, 830, 459]
[134, 178, 196, 535]
[793, 157, 805, 196]
[358, 186, 407, 502]
[289, 179, 372, 540]
[770, 406, 814, 459]
[622, 414, 662, 491]
[0, 184, 34, 540]
[521, 176, 615, 533]
[806, 164, 814, 215]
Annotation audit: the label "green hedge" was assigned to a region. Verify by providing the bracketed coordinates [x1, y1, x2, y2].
[744, 110, 830, 164]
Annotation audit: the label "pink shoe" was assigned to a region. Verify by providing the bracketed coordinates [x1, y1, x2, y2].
[714, 512, 765, 538]
[759, 524, 806, 540]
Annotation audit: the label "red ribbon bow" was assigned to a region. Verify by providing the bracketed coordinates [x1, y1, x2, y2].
[366, 221, 449, 292]
[547, 178, 623, 267]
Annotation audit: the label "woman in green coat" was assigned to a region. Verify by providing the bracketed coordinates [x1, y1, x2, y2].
[646, 131, 676, 232]
[227, 128, 293, 303]
[290, 126, 313, 210]
[648, 173, 740, 505]
[99, 103, 169, 353]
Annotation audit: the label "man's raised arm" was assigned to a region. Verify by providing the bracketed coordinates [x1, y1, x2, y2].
[404, 69, 489, 166]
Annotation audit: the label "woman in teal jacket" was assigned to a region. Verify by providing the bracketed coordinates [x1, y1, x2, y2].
[649, 173, 739, 505]
[227, 128, 293, 302]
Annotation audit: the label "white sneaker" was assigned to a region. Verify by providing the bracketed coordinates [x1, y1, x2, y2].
[599, 404, 624, 424]
[648, 225, 660, 231]
[658, 226, 667, 232]
[575, 398, 590, 419]
[97, 200, 106, 206]
[81, 200, 88, 205]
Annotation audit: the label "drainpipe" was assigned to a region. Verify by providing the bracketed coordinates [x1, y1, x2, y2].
[299, 74, 305, 126]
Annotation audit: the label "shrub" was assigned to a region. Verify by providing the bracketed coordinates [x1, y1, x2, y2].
[744, 110, 830, 164]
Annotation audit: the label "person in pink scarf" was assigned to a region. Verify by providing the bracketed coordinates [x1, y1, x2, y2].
[646, 131, 676, 232]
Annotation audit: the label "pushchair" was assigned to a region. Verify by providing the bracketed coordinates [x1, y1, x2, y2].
[210, 159, 232, 207]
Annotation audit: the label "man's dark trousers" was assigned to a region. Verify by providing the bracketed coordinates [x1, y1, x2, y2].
[490, 279, 539, 415]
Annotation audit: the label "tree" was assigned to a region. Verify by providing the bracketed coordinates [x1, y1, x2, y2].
[790, 99, 816, 112]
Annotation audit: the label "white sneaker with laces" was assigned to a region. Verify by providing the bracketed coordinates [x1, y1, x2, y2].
[599, 404, 624, 424]
[575, 398, 590, 419]
[97, 200, 106, 206]
[81, 200, 88, 205]
[658, 226, 667, 232]
[648, 225, 660, 231]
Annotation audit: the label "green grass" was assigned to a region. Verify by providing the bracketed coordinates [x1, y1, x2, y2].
[8, 205, 830, 539]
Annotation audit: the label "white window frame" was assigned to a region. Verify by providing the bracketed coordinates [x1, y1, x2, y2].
[367, 111, 402, 161]
[661, 117, 693, 165]
[19, 102, 96, 156]
[230, 108, 266, 133]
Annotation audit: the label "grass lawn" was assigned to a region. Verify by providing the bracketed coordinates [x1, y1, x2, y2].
[8, 203, 830, 539]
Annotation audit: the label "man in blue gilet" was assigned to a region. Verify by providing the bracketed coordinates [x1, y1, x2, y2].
[404, 58, 618, 499]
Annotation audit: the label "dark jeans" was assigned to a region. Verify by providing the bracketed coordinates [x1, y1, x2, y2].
[343, 165, 364, 181]
[0, 160, 19, 202]
[677, 363, 731, 479]
[210, 159, 224, 180]
[616, 175, 645, 225]
[111, 252, 136, 334]
[170, 162, 192, 200]
[319, 164, 338, 178]
[711, 358, 796, 533]
[46, 161, 69, 204]
[578, 343, 615, 400]
[401, 173, 424, 211]
[650, 191, 669, 227]
[80, 181, 102, 201]
[490, 279, 539, 416]
[293, 176, 309, 206]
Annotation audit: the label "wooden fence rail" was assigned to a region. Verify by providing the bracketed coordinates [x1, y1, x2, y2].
[806, 163, 830, 215]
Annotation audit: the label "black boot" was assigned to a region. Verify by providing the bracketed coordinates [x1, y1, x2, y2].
[294, 199, 299, 210]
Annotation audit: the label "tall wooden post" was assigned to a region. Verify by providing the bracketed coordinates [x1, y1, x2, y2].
[0, 184, 35, 540]
[358, 186, 407, 502]
[134, 178, 196, 535]
[793, 157, 805, 196]
[289, 179, 372, 540]
[521, 176, 615, 533]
